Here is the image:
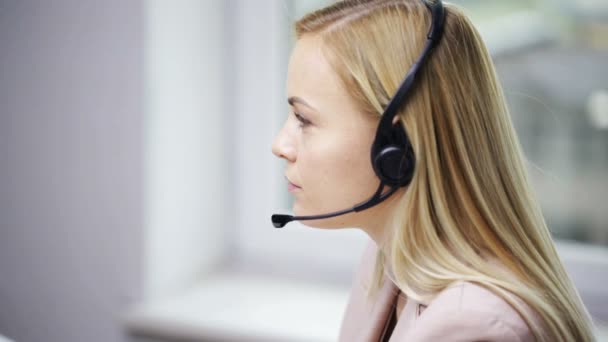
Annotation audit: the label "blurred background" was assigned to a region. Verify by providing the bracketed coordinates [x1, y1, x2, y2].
[0, 0, 606, 341]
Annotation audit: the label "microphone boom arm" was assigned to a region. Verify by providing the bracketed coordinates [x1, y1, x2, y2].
[271, 182, 399, 228]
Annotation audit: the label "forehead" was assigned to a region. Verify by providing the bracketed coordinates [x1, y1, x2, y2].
[286, 35, 354, 115]
[288, 35, 336, 86]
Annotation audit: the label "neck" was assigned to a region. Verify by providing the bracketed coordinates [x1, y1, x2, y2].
[358, 186, 406, 247]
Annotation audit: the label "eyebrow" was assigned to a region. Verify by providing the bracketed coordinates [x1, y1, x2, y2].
[287, 96, 318, 112]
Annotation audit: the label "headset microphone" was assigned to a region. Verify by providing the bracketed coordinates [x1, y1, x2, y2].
[271, 182, 400, 228]
[271, 0, 445, 228]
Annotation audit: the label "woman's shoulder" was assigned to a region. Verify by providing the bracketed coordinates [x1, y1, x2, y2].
[352, 241, 540, 341]
[405, 281, 536, 342]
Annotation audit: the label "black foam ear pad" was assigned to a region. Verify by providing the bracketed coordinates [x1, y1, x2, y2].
[371, 115, 416, 187]
[372, 145, 414, 186]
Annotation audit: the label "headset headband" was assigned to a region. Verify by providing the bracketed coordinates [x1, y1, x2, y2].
[375, 0, 444, 144]
[370, 0, 445, 187]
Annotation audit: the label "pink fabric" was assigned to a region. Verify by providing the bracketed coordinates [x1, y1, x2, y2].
[338, 240, 539, 341]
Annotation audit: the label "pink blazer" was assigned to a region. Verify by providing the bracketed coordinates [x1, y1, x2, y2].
[338, 240, 539, 341]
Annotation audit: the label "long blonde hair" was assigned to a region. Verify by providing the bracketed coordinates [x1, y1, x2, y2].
[295, 1, 595, 341]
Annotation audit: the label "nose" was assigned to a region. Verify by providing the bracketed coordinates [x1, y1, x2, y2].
[272, 124, 296, 162]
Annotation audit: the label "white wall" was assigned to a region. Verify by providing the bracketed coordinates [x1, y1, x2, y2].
[0, 1, 144, 341]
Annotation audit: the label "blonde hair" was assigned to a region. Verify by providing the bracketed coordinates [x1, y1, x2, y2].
[295, 1, 596, 341]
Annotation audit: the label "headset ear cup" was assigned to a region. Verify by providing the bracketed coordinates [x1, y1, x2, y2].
[373, 145, 414, 186]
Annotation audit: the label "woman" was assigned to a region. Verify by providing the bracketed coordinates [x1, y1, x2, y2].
[271, 0, 596, 341]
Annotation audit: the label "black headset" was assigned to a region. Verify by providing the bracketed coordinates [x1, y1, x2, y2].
[272, 0, 445, 228]
[371, 0, 445, 188]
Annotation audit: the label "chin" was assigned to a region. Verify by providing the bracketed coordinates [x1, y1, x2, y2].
[299, 220, 344, 229]
[293, 206, 355, 229]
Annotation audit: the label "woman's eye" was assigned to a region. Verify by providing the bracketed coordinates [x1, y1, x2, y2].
[294, 112, 311, 128]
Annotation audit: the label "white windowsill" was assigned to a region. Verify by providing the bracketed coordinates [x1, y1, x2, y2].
[124, 272, 350, 342]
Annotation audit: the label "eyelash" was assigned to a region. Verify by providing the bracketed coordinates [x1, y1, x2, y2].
[294, 112, 311, 128]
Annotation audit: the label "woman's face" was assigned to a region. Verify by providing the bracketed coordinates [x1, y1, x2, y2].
[272, 35, 398, 231]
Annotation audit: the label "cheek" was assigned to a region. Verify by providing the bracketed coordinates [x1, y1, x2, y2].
[299, 135, 378, 205]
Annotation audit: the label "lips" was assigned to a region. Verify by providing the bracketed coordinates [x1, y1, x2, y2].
[285, 176, 301, 188]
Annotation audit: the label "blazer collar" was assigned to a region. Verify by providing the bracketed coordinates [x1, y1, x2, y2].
[364, 273, 429, 341]
[359, 272, 401, 341]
